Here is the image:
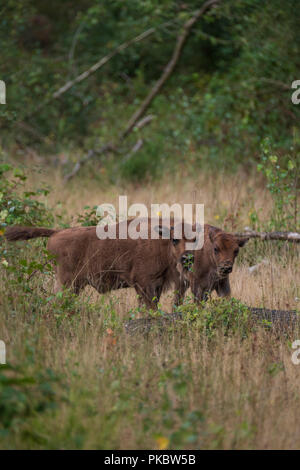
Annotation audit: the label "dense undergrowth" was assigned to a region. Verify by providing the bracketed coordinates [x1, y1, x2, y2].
[1, 0, 300, 181]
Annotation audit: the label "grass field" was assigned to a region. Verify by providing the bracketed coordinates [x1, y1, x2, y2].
[0, 166, 299, 449]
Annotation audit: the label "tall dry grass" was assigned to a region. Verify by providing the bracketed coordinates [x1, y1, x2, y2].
[0, 167, 299, 449]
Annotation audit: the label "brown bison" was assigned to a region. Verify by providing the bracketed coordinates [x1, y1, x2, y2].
[5, 219, 195, 309]
[177, 224, 249, 303]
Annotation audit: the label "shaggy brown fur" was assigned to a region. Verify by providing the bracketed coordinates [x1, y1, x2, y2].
[177, 224, 249, 302]
[5, 219, 194, 309]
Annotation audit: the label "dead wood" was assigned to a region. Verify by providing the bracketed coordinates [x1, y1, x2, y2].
[125, 307, 299, 336]
[233, 230, 300, 243]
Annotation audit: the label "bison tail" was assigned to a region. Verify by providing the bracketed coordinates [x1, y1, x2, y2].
[4, 226, 57, 242]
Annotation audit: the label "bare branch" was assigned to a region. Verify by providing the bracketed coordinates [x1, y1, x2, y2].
[64, 143, 116, 182]
[16, 26, 158, 124]
[233, 230, 300, 243]
[134, 114, 155, 130]
[68, 20, 86, 78]
[122, 138, 144, 165]
[121, 0, 220, 139]
[256, 78, 292, 91]
[53, 27, 156, 100]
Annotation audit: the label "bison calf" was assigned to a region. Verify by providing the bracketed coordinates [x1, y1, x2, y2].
[177, 224, 249, 303]
[5, 219, 195, 310]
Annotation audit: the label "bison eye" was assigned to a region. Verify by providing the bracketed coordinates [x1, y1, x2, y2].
[172, 239, 180, 246]
[214, 246, 220, 254]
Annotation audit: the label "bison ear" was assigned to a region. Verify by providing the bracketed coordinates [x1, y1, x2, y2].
[208, 226, 221, 243]
[154, 225, 170, 238]
[237, 237, 249, 247]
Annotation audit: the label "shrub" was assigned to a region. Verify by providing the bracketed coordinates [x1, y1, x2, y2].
[0, 162, 53, 231]
[0, 360, 65, 441]
[178, 297, 252, 338]
[257, 137, 299, 230]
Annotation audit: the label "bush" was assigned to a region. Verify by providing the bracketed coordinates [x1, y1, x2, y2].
[257, 138, 299, 230]
[0, 162, 53, 232]
[177, 297, 252, 338]
[0, 360, 65, 441]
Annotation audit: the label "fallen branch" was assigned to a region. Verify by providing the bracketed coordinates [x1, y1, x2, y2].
[233, 230, 300, 243]
[125, 307, 299, 336]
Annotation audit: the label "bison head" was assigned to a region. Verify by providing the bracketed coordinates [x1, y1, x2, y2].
[176, 226, 249, 292]
[208, 227, 248, 278]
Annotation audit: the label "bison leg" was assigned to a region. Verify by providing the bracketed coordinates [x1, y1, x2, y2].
[53, 276, 84, 295]
[54, 265, 85, 295]
[53, 276, 63, 294]
[201, 291, 209, 302]
[192, 286, 210, 303]
[135, 284, 162, 310]
[173, 279, 188, 307]
[215, 277, 231, 298]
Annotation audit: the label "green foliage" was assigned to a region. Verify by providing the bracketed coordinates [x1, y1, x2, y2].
[120, 136, 165, 182]
[1, 0, 299, 179]
[156, 363, 205, 447]
[0, 359, 65, 440]
[0, 162, 55, 290]
[44, 290, 90, 325]
[267, 362, 284, 377]
[0, 162, 53, 231]
[75, 205, 102, 226]
[178, 297, 252, 338]
[3, 251, 54, 295]
[258, 137, 299, 230]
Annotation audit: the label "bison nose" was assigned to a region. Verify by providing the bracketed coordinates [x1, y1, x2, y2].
[224, 266, 232, 274]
